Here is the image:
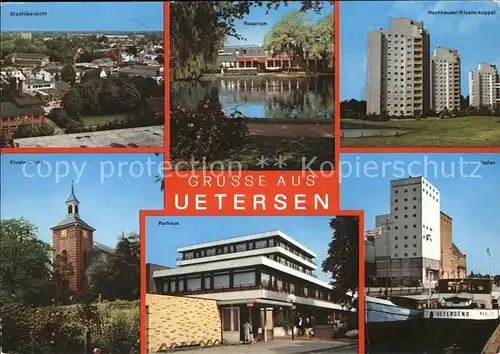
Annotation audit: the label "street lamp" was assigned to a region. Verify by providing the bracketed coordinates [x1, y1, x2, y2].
[287, 294, 296, 340]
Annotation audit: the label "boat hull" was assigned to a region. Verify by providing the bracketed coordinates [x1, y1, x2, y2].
[367, 299, 423, 323]
[366, 298, 425, 352]
[423, 309, 500, 353]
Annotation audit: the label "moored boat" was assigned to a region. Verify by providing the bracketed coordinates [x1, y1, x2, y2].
[424, 278, 500, 353]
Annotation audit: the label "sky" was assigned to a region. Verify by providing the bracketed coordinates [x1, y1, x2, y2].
[227, 1, 333, 46]
[340, 0, 500, 100]
[146, 216, 339, 283]
[0, 2, 163, 32]
[1, 153, 163, 248]
[340, 153, 500, 276]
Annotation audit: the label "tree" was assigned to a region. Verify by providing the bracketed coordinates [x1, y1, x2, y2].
[61, 64, 77, 85]
[37, 123, 55, 136]
[62, 88, 82, 116]
[264, 11, 312, 72]
[12, 123, 34, 139]
[0, 218, 53, 306]
[52, 254, 74, 304]
[322, 216, 359, 300]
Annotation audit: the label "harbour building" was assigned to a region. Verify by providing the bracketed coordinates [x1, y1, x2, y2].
[373, 177, 441, 286]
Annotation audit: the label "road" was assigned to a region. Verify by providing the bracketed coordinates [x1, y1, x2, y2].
[43, 105, 65, 135]
[171, 340, 358, 354]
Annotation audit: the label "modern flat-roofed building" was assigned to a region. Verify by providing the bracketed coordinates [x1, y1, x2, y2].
[151, 230, 354, 344]
[430, 47, 461, 112]
[366, 17, 430, 116]
[469, 63, 499, 108]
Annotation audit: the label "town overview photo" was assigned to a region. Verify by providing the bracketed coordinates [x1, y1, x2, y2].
[340, 1, 500, 148]
[144, 215, 359, 354]
[170, 1, 334, 170]
[0, 2, 164, 148]
[341, 153, 500, 353]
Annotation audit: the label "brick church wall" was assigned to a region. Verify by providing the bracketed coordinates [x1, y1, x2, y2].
[146, 294, 221, 353]
[53, 226, 94, 293]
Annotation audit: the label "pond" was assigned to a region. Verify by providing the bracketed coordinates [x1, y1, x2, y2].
[171, 75, 334, 120]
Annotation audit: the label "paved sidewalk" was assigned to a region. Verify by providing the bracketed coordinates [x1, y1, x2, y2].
[171, 340, 358, 354]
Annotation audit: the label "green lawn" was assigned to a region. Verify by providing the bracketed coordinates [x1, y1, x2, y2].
[80, 114, 128, 128]
[341, 116, 500, 147]
[172, 135, 334, 171]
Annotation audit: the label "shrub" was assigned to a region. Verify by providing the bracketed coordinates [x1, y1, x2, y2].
[2, 301, 138, 354]
[99, 309, 139, 354]
[170, 99, 248, 162]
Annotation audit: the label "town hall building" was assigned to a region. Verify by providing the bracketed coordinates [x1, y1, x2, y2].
[50, 182, 115, 293]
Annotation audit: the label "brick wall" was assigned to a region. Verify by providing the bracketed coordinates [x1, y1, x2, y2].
[146, 294, 222, 353]
[440, 212, 453, 278]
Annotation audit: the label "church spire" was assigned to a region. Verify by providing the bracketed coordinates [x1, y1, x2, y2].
[66, 180, 80, 204]
[66, 181, 80, 215]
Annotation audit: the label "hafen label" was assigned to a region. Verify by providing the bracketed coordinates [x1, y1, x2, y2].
[425, 309, 499, 320]
[435, 310, 470, 317]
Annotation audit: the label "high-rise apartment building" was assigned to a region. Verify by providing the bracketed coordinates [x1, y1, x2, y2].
[430, 47, 461, 112]
[469, 63, 500, 108]
[366, 17, 430, 116]
[371, 177, 441, 286]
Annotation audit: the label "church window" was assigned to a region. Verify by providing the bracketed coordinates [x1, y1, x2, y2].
[61, 250, 68, 263]
[68, 205, 72, 214]
[75, 205, 79, 214]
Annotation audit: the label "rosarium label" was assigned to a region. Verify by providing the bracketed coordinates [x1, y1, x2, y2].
[424, 309, 499, 320]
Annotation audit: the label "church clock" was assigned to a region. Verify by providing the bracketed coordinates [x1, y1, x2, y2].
[61, 229, 67, 237]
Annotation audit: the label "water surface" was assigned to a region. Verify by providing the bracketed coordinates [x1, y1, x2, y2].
[172, 75, 334, 120]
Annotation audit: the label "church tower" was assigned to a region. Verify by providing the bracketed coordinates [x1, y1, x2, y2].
[51, 181, 95, 293]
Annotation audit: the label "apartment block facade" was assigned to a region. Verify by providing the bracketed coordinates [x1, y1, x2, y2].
[469, 63, 500, 108]
[366, 17, 430, 116]
[430, 47, 461, 112]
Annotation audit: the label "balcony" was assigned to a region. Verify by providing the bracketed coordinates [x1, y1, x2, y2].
[170, 282, 337, 304]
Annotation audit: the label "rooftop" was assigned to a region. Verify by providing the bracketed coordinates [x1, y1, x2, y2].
[14, 125, 164, 147]
[12, 52, 49, 59]
[1, 101, 43, 118]
[50, 214, 95, 231]
[176, 230, 317, 258]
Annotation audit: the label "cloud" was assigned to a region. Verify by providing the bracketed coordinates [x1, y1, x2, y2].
[389, 0, 497, 37]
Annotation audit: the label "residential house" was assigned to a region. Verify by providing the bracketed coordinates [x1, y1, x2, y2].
[9, 53, 50, 67]
[0, 67, 27, 83]
[121, 52, 135, 63]
[105, 49, 122, 64]
[32, 69, 55, 82]
[91, 58, 115, 69]
[23, 79, 56, 95]
[118, 65, 163, 84]
[84, 68, 109, 80]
